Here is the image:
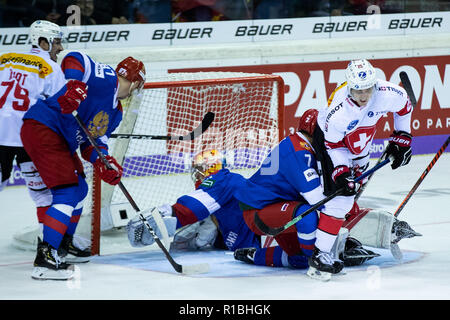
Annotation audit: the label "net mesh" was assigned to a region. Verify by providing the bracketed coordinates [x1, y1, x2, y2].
[78, 72, 283, 253]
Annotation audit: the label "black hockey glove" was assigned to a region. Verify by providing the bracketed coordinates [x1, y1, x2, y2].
[385, 130, 412, 170]
[332, 165, 360, 196]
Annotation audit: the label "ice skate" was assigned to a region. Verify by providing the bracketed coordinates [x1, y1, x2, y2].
[340, 237, 380, 266]
[234, 247, 257, 264]
[58, 234, 91, 263]
[31, 238, 74, 280]
[307, 248, 344, 281]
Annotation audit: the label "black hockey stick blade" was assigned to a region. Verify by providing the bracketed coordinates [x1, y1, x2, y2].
[254, 158, 391, 236]
[399, 71, 417, 107]
[110, 112, 215, 141]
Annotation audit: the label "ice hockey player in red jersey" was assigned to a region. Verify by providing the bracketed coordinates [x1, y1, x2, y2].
[309, 58, 413, 279]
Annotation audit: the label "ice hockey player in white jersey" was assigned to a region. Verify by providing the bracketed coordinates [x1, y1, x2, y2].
[310, 59, 413, 278]
[0, 20, 65, 234]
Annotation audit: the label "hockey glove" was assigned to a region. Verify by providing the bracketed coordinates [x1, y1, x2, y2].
[93, 155, 123, 185]
[332, 165, 360, 196]
[58, 80, 88, 114]
[385, 130, 412, 170]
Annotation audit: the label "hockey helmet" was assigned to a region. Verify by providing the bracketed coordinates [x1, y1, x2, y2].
[297, 108, 318, 136]
[29, 20, 63, 50]
[116, 56, 146, 93]
[191, 149, 226, 187]
[345, 59, 377, 91]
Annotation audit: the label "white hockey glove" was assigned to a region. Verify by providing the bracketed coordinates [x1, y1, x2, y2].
[171, 215, 219, 251]
[126, 207, 177, 247]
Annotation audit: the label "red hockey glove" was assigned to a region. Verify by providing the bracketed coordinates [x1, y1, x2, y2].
[385, 130, 412, 170]
[93, 155, 123, 185]
[58, 80, 88, 114]
[332, 165, 360, 196]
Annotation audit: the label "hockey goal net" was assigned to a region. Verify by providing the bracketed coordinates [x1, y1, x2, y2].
[13, 72, 285, 255]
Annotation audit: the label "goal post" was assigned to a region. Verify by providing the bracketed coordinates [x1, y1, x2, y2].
[84, 72, 285, 255]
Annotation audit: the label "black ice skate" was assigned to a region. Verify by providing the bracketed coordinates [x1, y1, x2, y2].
[31, 238, 74, 280]
[234, 247, 257, 264]
[340, 237, 380, 267]
[307, 248, 344, 281]
[391, 219, 422, 244]
[59, 234, 91, 263]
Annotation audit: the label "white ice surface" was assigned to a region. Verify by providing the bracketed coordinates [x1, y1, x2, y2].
[0, 153, 449, 300]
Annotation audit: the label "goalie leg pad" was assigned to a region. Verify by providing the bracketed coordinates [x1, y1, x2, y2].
[170, 221, 201, 251]
[348, 209, 395, 249]
[171, 216, 218, 251]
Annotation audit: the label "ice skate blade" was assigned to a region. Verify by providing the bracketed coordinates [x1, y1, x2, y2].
[306, 266, 332, 282]
[64, 254, 91, 263]
[31, 266, 75, 280]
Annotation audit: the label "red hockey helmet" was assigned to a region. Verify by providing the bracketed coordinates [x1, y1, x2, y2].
[297, 108, 318, 135]
[116, 56, 146, 92]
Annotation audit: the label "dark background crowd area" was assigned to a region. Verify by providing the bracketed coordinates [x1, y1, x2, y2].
[1, 0, 449, 27]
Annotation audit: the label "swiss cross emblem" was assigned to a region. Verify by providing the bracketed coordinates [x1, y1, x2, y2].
[344, 126, 376, 154]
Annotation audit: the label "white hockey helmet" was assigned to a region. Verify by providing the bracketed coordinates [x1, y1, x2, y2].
[345, 59, 377, 90]
[29, 20, 63, 50]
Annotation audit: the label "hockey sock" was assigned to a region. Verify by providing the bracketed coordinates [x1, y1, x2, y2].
[294, 204, 318, 257]
[66, 201, 84, 236]
[37, 206, 50, 224]
[43, 204, 72, 249]
[253, 246, 309, 269]
[253, 246, 286, 267]
[43, 177, 88, 249]
[315, 212, 345, 253]
[287, 254, 309, 269]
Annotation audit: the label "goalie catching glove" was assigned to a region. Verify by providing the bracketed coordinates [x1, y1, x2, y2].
[127, 207, 177, 247]
[93, 155, 123, 185]
[385, 130, 412, 170]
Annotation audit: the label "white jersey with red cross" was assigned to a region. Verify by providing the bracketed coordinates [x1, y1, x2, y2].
[0, 48, 65, 147]
[317, 79, 412, 168]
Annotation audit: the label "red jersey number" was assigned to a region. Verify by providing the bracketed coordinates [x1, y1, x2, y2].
[0, 81, 31, 111]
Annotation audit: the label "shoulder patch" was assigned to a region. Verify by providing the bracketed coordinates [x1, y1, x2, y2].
[303, 168, 319, 182]
[200, 178, 215, 188]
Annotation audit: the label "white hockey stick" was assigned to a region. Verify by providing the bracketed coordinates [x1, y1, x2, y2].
[72, 111, 209, 275]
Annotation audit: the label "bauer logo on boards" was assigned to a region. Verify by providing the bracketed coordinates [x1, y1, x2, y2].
[152, 27, 213, 40]
[235, 24, 293, 37]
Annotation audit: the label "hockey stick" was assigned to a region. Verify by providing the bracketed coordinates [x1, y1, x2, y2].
[254, 157, 391, 236]
[355, 71, 416, 202]
[110, 112, 215, 140]
[354, 149, 387, 202]
[394, 135, 450, 218]
[72, 111, 209, 275]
